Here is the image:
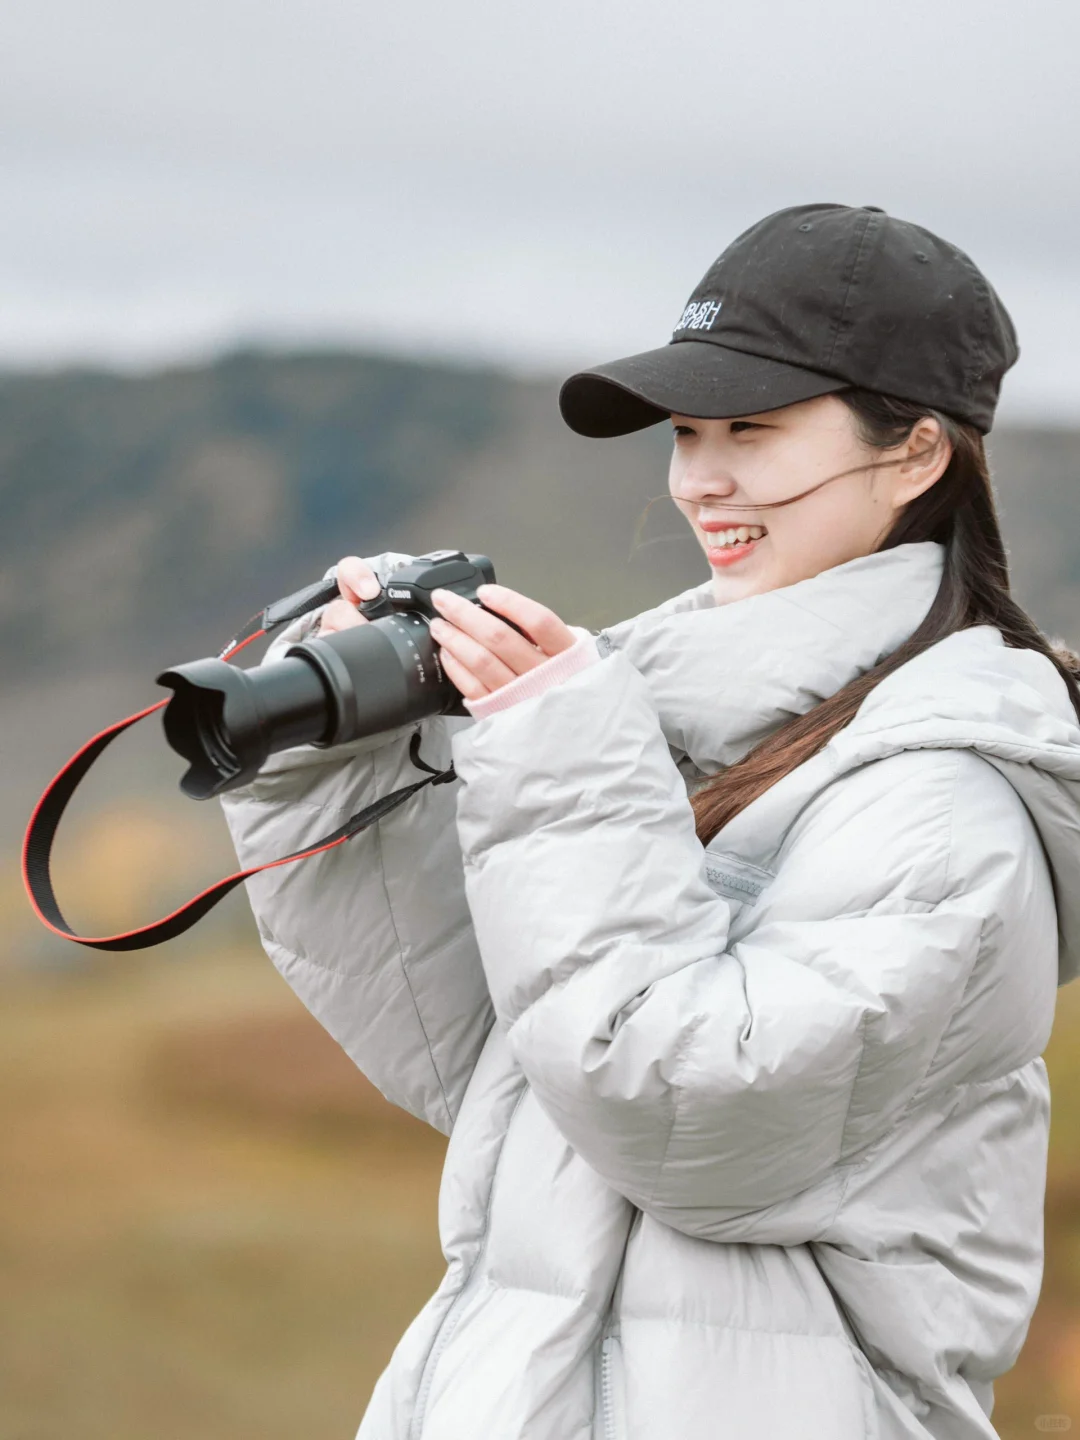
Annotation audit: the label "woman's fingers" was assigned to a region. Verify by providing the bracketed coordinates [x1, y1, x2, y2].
[428, 583, 576, 701]
[336, 556, 382, 605]
[339, 550, 385, 601]
[430, 616, 519, 692]
[316, 556, 382, 635]
[430, 589, 544, 676]
[437, 646, 489, 702]
[475, 584, 575, 658]
[431, 585, 573, 673]
[317, 597, 370, 636]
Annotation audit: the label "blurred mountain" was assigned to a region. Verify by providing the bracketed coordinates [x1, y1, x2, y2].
[5, 347, 1079, 673]
[986, 427, 1080, 643]
[0, 350, 518, 678]
[0, 350, 704, 689]
[2, 348, 1079, 846]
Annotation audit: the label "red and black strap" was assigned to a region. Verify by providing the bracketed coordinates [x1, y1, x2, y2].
[21, 579, 456, 952]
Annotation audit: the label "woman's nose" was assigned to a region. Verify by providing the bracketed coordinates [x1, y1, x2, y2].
[674, 468, 739, 505]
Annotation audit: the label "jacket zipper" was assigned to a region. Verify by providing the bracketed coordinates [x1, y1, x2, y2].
[599, 1327, 625, 1440]
[410, 1084, 530, 1439]
[409, 1263, 485, 1440]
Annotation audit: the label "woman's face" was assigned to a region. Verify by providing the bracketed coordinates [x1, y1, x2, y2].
[668, 394, 931, 605]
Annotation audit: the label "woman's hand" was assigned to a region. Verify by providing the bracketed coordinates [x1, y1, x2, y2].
[316, 555, 382, 635]
[429, 583, 576, 702]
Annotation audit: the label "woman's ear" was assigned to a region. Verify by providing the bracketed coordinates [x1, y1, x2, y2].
[890, 416, 953, 508]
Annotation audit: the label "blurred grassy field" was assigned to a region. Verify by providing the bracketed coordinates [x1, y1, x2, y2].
[2, 804, 1080, 1438]
[0, 942, 448, 1440]
[1, 801, 449, 1440]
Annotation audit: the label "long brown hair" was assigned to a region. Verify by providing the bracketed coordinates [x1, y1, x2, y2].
[692, 389, 1080, 846]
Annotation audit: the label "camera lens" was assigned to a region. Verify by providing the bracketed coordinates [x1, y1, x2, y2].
[195, 701, 240, 776]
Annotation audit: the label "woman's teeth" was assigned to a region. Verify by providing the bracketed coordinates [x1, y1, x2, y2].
[705, 525, 767, 548]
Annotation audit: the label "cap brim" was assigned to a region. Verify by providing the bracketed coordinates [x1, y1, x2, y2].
[559, 340, 850, 438]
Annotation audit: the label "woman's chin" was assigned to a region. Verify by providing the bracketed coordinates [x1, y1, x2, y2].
[708, 560, 777, 605]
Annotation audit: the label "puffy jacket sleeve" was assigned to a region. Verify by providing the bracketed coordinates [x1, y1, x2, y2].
[219, 553, 493, 1134]
[451, 650, 1047, 1220]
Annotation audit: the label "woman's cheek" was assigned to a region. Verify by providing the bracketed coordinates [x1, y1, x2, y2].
[759, 522, 825, 594]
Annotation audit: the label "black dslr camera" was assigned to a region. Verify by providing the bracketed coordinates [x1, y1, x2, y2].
[158, 550, 495, 800]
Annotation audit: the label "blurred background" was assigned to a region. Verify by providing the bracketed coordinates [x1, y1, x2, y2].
[3, 2, 1080, 1435]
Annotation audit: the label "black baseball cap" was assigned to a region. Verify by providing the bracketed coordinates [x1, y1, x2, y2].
[559, 203, 1019, 438]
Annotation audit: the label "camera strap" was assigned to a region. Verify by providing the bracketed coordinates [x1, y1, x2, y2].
[22, 579, 458, 952]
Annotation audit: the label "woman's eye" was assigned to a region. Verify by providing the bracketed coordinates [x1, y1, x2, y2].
[729, 421, 761, 434]
[672, 425, 696, 439]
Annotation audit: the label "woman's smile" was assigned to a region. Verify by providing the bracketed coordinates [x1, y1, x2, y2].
[698, 521, 768, 567]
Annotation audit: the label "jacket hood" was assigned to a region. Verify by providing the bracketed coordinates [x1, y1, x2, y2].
[601, 541, 1080, 985]
[842, 624, 1080, 986]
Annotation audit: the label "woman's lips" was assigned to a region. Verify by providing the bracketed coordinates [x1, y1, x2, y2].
[701, 530, 764, 567]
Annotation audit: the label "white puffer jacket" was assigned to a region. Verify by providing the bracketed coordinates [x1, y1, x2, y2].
[221, 541, 1080, 1440]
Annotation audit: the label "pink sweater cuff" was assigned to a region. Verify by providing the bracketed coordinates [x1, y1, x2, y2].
[464, 627, 601, 719]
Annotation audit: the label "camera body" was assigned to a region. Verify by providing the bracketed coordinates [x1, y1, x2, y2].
[158, 550, 496, 800]
[377, 548, 495, 619]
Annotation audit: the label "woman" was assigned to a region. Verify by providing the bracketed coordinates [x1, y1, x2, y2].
[222, 203, 1080, 1439]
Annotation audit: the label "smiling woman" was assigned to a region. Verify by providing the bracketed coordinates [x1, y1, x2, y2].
[219, 203, 1080, 1440]
[666, 397, 951, 601]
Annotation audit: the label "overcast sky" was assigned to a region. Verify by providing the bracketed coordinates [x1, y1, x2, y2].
[4, 0, 1080, 419]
